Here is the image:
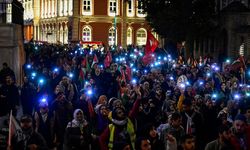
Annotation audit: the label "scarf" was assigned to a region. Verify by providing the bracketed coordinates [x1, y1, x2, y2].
[185, 112, 195, 134]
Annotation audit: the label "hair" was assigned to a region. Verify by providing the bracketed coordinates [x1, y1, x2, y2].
[171, 112, 182, 121]
[218, 125, 230, 134]
[135, 137, 150, 150]
[180, 134, 195, 144]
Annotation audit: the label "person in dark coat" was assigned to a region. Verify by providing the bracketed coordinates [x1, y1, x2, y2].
[0, 75, 19, 116]
[9, 115, 48, 150]
[21, 76, 36, 115]
[51, 92, 73, 150]
[0, 63, 15, 84]
[34, 100, 55, 149]
[63, 109, 92, 150]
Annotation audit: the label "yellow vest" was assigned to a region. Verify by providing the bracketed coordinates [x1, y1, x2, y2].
[108, 118, 136, 150]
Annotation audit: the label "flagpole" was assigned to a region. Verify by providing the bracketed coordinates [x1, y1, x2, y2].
[8, 110, 12, 146]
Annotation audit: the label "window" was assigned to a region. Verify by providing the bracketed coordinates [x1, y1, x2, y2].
[127, 27, 132, 45]
[109, 27, 117, 46]
[127, 0, 134, 17]
[59, 0, 63, 16]
[64, 0, 68, 16]
[69, 0, 73, 15]
[136, 28, 147, 46]
[109, 0, 118, 16]
[82, 26, 92, 41]
[137, 0, 145, 17]
[82, 0, 92, 15]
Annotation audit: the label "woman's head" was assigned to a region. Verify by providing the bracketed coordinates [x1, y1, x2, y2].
[73, 109, 84, 122]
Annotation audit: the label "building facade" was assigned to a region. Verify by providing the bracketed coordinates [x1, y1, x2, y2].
[191, 0, 250, 60]
[22, 0, 152, 47]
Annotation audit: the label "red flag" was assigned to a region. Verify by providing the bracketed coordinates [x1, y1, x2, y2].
[8, 110, 21, 146]
[145, 31, 159, 55]
[92, 54, 99, 68]
[104, 51, 112, 68]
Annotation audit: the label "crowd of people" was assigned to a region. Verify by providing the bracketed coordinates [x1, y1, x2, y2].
[0, 42, 250, 150]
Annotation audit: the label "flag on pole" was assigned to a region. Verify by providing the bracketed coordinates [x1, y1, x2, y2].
[145, 31, 159, 55]
[91, 54, 99, 68]
[143, 31, 159, 65]
[104, 51, 112, 68]
[8, 110, 21, 146]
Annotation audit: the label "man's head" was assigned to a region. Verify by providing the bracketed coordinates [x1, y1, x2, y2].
[181, 134, 195, 150]
[233, 114, 247, 135]
[5, 75, 13, 85]
[218, 125, 231, 142]
[20, 115, 33, 134]
[182, 98, 192, 112]
[2, 62, 8, 69]
[170, 112, 182, 128]
[135, 137, 151, 150]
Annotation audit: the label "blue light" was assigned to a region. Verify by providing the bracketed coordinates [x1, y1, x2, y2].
[130, 64, 134, 67]
[69, 73, 73, 78]
[144, 70, 147, 73]
[186, 81, 190, 85]
[226, 59, 230, 63]
[41, 98, 47, 103]
[35, 46, 38, 50]
[199, 81, 204, 85]
[215, 67, 219, 71]
[180, 83, 185, 88]
[168, 54, 171, 58]
[150, 64, 154, 67]
[246, 93, 250, 97]
[164, 57, 167, 61]
[116, 58, 119, 62]
[207, 73, 211, 77]
[132, 79, 137, 84]
[39, 79, 44, 84]
[158, 56, 161, 60]
[132, 68, 136, 72]
[139, 52, 143, 56]
[31, 72, 36, 77]
[54, 68, 59, 72]
[234, 94, 240, 100]
[212, 94, 217, 99]
[170, 76, 174, 80]
[87, 90, 93, 95]
[75, 51, 77, 54]
[26, 64, 31, 69]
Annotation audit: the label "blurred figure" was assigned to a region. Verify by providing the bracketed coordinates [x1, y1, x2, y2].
[0, 62, 15, 85]
[135, 137, 151, 150]
[9, 115, 48, 150]
[34, 101, 55, 149]
[63, 109, 92, 150]
[230, 114, 250, 150]
[179, 134, 195, 150]
[0, 75, 19, 116]
[205, 125, 234, 150]
[21, 76, 36, 115]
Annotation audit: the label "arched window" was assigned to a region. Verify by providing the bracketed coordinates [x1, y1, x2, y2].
[127, 27, 132, 45]
[136, 28, 147, 46]
[108, 27, 116, 46]
[64, 26, 68, 44]
[82, 26, 92, 41]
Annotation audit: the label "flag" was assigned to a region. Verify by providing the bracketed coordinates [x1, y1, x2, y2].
[91, 54, 99, 68]
[145, 31, 159, 55]
[230, 56, 246, 71]
[104, 51, 112, 68]
[8, 110, 21, 146]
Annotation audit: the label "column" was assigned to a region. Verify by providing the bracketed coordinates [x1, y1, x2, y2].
[121, 0, 127, 48]
[71, 0, 80, 42]
[64, 0, 68, 16]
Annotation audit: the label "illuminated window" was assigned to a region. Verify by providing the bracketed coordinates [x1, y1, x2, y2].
[82, 0, 92, 15]
[41, 0, 44, 18]
[82, 26, 92, 41]
[136, 28, 147, 46]
[109, 0, 118, 16]
[108, 27, 117, 46]
[127, 27, 132, 45]
[127, 0, 134, 17]
[45, 0, 47, 18]
[52, 0, 55, 17]
[137, 0, 145, 17]
[64, 26, 68, 44]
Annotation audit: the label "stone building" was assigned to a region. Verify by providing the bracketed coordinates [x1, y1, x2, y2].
[21, 0, 153, 48]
